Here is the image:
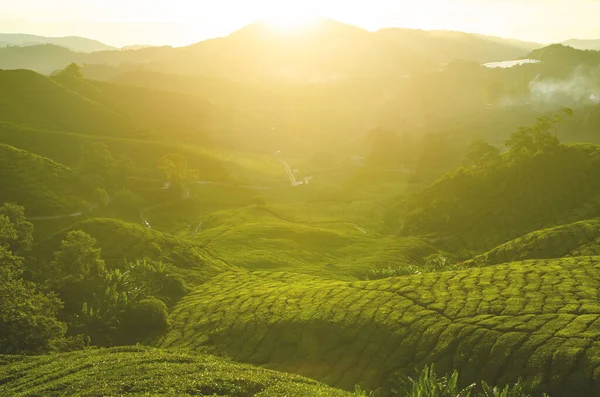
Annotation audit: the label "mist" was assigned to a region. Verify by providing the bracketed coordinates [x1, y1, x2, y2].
[529, 67, 600, 107]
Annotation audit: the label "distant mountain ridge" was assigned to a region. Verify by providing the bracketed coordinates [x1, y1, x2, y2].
[562, 39, 600, 50]
[376, 28, 542, 63]
[0, 33, 115, 52]
[0, 19, 549, 82]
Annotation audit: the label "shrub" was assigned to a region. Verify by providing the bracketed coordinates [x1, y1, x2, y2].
[121, 297, 169, 342]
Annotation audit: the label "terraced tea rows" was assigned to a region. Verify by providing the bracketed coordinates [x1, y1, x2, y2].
[463, 218, 600, 267]
[0, 347, 352, 396]
[160, 257, 600, 396]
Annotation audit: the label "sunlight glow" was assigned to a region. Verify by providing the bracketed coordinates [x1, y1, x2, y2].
[265, 13, 318, 31]
[260, 4, 319, 31]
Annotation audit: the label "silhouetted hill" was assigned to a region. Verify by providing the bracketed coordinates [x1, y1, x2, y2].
[0, 44, 81, 74]
[0, 19, 434, 81]
[0, 69, 137, 137]
[376, 28, 541, 63]
[0, 68, 286, 152]
[528, 44, 600, 65]
[0, 33, 115, 52]
[562, 39, 600, 51]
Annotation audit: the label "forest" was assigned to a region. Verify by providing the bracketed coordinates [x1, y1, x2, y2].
[3, 16, 600, 397]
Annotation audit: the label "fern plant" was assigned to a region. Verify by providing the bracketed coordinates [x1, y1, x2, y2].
[480, 380, 549, 397]
[407, 365, 475, 397]
[354, 385, 373, 396]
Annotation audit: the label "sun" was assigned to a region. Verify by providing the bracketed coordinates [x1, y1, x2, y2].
[263, 9, 319, 31]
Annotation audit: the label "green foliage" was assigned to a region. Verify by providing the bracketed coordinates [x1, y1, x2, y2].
[404, 142, 600, 252]
[60, 62, 83, 79]
[0, 206, 67, 354]
[403, 365, 474, 397]
[111, 189, 143, 217]
[463, 141, 500, 167]
[122, 297, 169, 341]
[505, 109, 572, 159]
[158, 153, 199, 184]
[50, 230, 106, 284]
[479, 379, 541, 397]
[0, 203, 34, 254]
[0, 277, 66, 354]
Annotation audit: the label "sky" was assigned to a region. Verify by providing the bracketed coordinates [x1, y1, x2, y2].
[3, 0, 600, 47]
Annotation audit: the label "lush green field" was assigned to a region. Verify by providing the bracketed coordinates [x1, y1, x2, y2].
[160, 257, 600, 396]
[0, 347, 353, 397]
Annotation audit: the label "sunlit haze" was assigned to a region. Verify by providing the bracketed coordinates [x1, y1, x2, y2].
[3, 0, 600, 46]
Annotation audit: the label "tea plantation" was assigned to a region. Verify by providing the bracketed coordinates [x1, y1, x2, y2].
[0, 346, 352, 396]
[160, 257, 600, 396]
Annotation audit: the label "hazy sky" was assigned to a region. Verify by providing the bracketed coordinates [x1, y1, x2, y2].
[3, 0, 600, 47]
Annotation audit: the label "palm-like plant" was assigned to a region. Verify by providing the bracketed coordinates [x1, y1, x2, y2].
[407, 365, 475, 397]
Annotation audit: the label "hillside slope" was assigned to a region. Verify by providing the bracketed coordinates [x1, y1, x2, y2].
[403, 143, 600, 252]
[0, 143, 84, 215]
[160, 257, 600, 396]
[376, 29, 540, 63]
[37, 218, 236, 284]
[0, 69, 137, 137]
[463, 218, 600, 267]
[0, 347, 352, 396]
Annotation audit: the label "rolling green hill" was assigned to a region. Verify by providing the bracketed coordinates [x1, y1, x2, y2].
[403, 143, 600, 253]
[160, 257, 600, 396]
[188, 206, 441, 280]
[0, 143, 84, 215]
[0, 69, 137, 137]
[463, 218, 600, 268]
[0, 68, 279, 153]
[37, 218, 236, 284]
[0, 347, 352, 397]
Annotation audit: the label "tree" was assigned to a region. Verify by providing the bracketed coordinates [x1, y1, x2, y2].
[462, 141, 500, 167]
[158, 153, 199, 184]
[79, 143, 114, 179]
[506, 108, 573, 159]
[121, 297, 169, 343]
[51, 231, 106, 284]
[50, 231, 107, 313]
[112, 189, 143, 217]
[0, 277, 66, 354]
[61, 63, 83, 79]
[0, 212, 66, 354]
[0, 203, 34, 255]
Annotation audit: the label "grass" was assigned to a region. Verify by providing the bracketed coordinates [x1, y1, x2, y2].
[0, 346, 353, 396]
[159, 257, 600, 396]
